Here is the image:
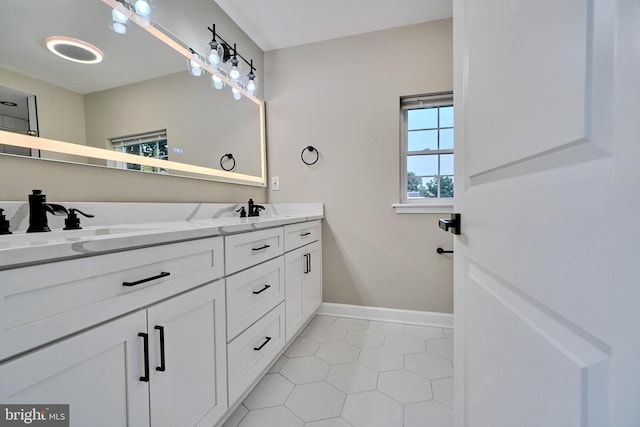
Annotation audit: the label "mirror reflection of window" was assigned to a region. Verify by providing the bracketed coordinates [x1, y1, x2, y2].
[110, 130, 168, 173]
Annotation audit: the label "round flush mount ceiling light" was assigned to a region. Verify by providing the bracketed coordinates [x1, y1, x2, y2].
[45, 36, 104, 64]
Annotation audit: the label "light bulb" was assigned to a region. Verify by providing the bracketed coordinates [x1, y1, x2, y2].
[232, 87, 242, 100]
[208, 42, 221, 66]
[188, 55, 203, 77]
[112, 9, 128, 24]
[110, 9, 128, 34]
[246, 79, 256, 95]
[229, 58, 240, 81]
[211, 74, 224, 90]
[134, 0, 151, 17]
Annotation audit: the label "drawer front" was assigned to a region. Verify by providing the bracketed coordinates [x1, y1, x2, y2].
[226, 257, 285, 340]
[225, 227, 284, 274]
[0, 236, 224, 361]
[284, 220, 321, 252]
[227, 303, 286, 404]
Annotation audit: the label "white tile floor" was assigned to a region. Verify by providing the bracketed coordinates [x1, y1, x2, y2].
[222, 315, 453, 427]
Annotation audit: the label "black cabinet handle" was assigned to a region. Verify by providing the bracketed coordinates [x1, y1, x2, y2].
[254, 336, 272, 351]
[155, 326, 166, 372]
[252, 244, 271, 251]
[252, 284, 271, 295]
[138, 332, 150, 382]
[300, 232, 311, 237]
[303, 253, 311, 274]
[123, 272, 171, 287]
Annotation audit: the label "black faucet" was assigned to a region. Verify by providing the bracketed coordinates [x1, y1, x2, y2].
[26, 189, 69, 233]
[0, 209, 11, 235]
[246, 199, 265, 217]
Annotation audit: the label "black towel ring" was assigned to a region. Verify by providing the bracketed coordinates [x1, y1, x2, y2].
[220, 153, 235, 171]
[301, 146, 319, 165]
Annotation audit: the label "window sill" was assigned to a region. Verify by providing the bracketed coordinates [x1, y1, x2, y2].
[392, 202, 453, 214]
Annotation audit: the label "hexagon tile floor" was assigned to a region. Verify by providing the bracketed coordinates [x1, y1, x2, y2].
[222, 315, 454, 427]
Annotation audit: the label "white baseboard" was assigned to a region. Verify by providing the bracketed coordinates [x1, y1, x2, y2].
[318, 303, 453, 328]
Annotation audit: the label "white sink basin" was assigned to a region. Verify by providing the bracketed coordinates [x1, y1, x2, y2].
[0, 227, 158, 248]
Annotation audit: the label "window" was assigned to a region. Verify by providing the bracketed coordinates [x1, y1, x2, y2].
[400, 93, 454, 204]
[111, 130, 168, 173]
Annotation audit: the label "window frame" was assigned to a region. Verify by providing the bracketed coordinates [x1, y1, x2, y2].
[399, 92, 454, 209]
[110, 130, 169, 173]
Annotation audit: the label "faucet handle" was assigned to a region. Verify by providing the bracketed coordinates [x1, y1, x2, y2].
[63, 208, 95, 230]
[0, 208, 11, 235]
[253, 205, 265, 217]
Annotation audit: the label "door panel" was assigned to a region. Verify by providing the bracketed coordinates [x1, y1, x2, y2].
[465, 0, 594, 176]
[454, 0, 636, 425]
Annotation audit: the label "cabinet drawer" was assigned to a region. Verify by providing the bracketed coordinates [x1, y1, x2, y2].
[226, 257, 285, 340]
[225, 227, 284, 274]
[227, 303, 286, 404]
[284, 220, 321, 252]
[0, 236, 224, 361]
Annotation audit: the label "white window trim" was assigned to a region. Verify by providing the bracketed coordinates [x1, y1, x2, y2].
[392, 202, 453, 214]
[396, 92, 454, 214]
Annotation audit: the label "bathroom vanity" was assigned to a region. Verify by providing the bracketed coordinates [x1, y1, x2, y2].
[0, 202, 322, 427]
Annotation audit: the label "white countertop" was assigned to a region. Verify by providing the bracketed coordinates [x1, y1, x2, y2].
[0, 203, 323, 270]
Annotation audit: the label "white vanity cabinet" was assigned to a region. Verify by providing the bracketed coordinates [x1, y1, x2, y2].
[284, 221, 322, 341]
[0, 213, 323, 427]
[0, 280, 228, 427]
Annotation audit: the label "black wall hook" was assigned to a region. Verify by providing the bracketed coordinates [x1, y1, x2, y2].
[301, 146, 319, 165]
[220, 153, 236, 171]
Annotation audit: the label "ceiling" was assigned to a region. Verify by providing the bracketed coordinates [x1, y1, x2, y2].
[214, 0, 453, 52]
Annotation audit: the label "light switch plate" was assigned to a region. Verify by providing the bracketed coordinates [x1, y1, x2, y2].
[271, 176, 280, 191]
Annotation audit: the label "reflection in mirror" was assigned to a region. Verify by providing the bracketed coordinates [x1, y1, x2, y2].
[0, 0, 266, 185]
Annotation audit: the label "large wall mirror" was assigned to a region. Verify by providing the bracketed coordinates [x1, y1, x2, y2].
[0, 0, 266, 186]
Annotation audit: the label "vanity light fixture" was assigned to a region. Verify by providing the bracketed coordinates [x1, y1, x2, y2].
[205, 23, 259, 98]
[46, 36, 104, 64]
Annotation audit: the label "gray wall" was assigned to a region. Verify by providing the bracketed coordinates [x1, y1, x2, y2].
[265, 19, 454, 313]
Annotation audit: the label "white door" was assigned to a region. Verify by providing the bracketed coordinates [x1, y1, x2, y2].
[302, 242, 322, 317]
[147, 280, 227, 427]
[453, 0, 639, 426]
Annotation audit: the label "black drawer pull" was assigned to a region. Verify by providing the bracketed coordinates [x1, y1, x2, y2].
[155, 326, 166, 372]
[253, 284, 271, 295]
[123, 272, 171, 287]
[300, 232, 312, 237]
[252, 244, 271, 251]
[254, 336, 272, 351]
[138, 332, 150, 382]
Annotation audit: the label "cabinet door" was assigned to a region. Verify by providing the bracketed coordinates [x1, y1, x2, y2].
[302, 242, 322, 318]
[147, 280, 227, 427]
[285, 242, 322, 342]
[285, 247, 305, 342]
[0, 311, 149, 427]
